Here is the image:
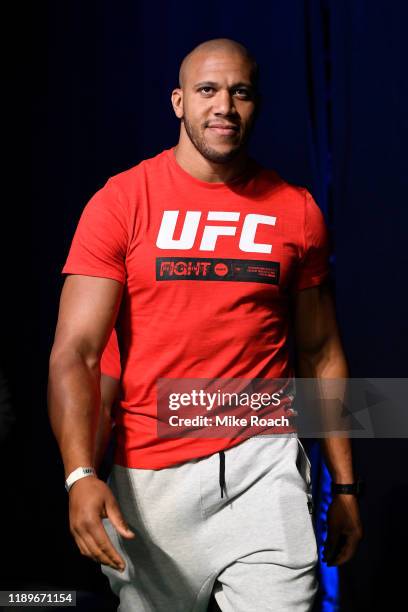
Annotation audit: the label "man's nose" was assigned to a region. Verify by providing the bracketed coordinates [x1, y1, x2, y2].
[213, 90, 236, 115]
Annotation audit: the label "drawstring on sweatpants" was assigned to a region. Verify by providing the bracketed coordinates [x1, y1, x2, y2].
[219, 450, 226, 498]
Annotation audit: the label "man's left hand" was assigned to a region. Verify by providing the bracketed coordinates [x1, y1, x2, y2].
[322, 494, 363, 566]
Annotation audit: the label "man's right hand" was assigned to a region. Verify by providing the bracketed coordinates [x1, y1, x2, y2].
[68, 477, 135, 572]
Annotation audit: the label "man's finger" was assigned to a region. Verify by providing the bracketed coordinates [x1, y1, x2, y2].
[81, 528, 126, 571]
[324, 533, 349, 564]
[76, 517, 126, 570]
[72, 525, 111, 565]
[75, 534, 98, 562]
[322, 534, 341, 563]
[106, 499, 135, 539]
[328, 535, 360, 566]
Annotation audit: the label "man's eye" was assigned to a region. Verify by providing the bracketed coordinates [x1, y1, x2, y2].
[198, 86, 252, 98]
[234, 88, 251, 98]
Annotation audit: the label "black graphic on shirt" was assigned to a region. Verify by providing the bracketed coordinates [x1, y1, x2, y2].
[156, 257, 280, 284]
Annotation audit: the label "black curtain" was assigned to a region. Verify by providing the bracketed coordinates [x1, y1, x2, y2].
[330, 2, 408, 609]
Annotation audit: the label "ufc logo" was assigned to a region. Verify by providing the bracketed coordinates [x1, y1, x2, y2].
[156, 211, 276, 253]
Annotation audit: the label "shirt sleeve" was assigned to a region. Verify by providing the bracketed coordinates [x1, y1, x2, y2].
[100, 328, 121, 380]
[61, 178, 129, 284]
[293, 190, 330, 291]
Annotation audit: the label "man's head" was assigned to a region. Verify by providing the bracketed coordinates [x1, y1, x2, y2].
[171, 38, 260, 164]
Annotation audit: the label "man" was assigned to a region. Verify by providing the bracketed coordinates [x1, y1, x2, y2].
[48, 38, 362, 611]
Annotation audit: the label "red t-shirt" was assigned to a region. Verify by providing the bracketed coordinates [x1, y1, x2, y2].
[100, 329, 121, 381]
[62, 147, 330, 469]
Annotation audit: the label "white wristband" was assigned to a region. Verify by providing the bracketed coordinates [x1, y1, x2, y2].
[65, 467, 96, 492]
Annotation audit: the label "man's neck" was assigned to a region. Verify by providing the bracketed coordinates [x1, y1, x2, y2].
[173, 141, 250, 184]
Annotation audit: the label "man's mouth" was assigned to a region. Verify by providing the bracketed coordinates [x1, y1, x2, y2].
[206, 123, 239, 136]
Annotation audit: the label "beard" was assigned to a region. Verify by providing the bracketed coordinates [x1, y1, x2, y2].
[182, 115, 249, 164]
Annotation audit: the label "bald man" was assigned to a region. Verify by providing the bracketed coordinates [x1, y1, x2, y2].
[48, 38, 362, 611]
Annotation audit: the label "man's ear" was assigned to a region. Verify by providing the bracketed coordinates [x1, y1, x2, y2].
[171, 88, 184, 119]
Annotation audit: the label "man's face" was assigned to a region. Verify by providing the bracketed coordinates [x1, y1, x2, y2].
[176, 51, 258, 163]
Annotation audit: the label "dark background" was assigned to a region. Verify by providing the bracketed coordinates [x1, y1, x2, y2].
[3, 0, 407, 610]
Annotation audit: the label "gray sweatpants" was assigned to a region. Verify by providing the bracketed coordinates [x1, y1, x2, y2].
[101, 433, 319, 611]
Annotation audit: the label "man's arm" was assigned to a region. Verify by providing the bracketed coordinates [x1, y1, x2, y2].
[48, 274, 134, 571]
[293, 281, 363, 565]
[293, 282, 353, 482]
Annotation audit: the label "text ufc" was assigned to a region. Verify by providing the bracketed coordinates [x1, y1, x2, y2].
[156, 211, 276, 253]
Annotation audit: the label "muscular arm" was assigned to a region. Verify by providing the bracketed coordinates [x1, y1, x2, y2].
[293, 281, 353, 483]
[293, 281, 363, 565]
[48, 274, 134, 571]
[48, 275, 123, 477]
